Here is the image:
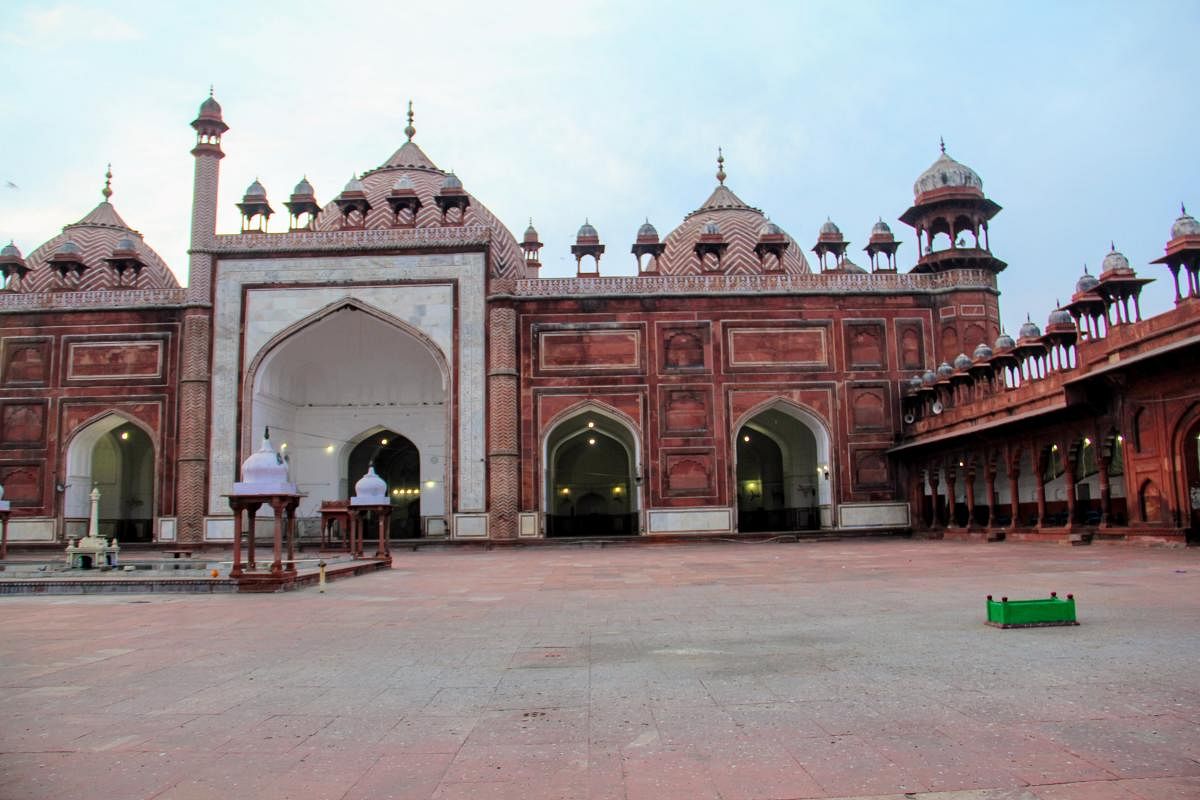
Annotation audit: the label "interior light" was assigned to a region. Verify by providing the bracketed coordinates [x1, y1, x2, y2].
[587, 437, 596, 446]
[1083, 437, 1091, 446]
[391, 488, 400, 496]
[120, 431, 129, 441]
[380, 438, 389, 445]
[425, 480, 436, 488]
[560, 487, 570, 496]
[325, 444, 335, 454]
[958, 461, 964, 467]
[280, 442, 287, 450]
[743, 434, 750, 442]
[587, 421, 595, 429]
[1051, 444, 1058, 451]
[1117, 435, 1124, 443]
[612, 485, 623, 495]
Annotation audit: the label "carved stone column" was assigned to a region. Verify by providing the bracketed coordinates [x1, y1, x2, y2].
[944, 471, 958, 530]
[487, 305, 519, 539]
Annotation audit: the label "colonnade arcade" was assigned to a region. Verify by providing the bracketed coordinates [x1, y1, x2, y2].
[912, 430, 1130, 533]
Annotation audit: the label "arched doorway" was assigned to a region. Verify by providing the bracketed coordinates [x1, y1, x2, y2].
[1183, 418, 1200, 544]
[347, 429, 421, 539]
[544, 410, 639, 537]
[734, 402, 830, 532]
[247, 303, 450, 531]
[64, 415, 155, 542]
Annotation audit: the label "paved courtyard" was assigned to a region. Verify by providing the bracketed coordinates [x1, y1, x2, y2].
[1, 539, 1198, 800]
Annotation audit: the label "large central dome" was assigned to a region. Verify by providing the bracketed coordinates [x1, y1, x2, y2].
[654, 162, 810, 275]
[312, 127, 525, 279]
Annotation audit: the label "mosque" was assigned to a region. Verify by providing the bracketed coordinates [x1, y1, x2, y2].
[1, 94, 1197, 549]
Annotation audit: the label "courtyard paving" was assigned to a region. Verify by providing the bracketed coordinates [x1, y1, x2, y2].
[1, 539, 1198, 800]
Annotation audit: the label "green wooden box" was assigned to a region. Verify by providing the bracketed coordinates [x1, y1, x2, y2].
[986, 592, 1078, 628]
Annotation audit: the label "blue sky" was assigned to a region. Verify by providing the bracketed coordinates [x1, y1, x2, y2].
[2, 1, 1198, 337]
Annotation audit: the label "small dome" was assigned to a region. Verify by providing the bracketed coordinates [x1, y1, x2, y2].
[1019, 319, 1042, 339]
[907, 375, 924, 390]
[871, 219, 892, 236]
[953, 353, 972, 371]
[292, 177, 315, 196]
[994, 332, 1015, 351]
[639, 220, 660, 238]
[391, 175, 415, 192]
[441, 172, 463, 190]
[760, 220, 783, 236]
[198, 95, 223, 120]
[1, 242, 22, 258]
[914, 149, 984, 197]
[1075, 269, 1099, 294]
[353, 465, 387, 502]
[577, 220, 598, 240]
[113, 236, 138, 252]
[56, 240, 82, 256]
[922, 370, 937, 386]
[243, 180, 267, 199]
[819, 218, 841, 236]
[342, 175, 366, 194]
[702, 220, 721, 235]
[1171, 205, 1200, 239]
[973, 342, 993, 360]
[1101, 246, 1131, 275]
[524, 221, 539, 242]
[937, 361, 954, 378]
[1048, 308, 1074, 326]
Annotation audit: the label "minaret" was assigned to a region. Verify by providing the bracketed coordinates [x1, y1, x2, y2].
[177, 89, 226, 545]
[187, 88, 227, 302]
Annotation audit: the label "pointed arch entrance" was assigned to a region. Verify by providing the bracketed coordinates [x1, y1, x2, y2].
[1179, 413, 1200, 544]
[245, 302, 451, 532]
[544, 406, 641, 537]
[733, 400, 831, 533]
[64, 414, 156, 542]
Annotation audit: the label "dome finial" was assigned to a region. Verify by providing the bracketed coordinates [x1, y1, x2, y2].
[1183, 202, 1188, 216]
[264, 426, 270, 440]
[101, 163, 112, 202]
[1110, 240, 1116, 252]
[939, 136, 946, 154]
[716, 147, 726, 185]
[404, 100, 416, 141]
[209, 84, 214, 97]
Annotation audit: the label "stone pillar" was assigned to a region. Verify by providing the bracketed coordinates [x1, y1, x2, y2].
[1062, 455, 1077, 528]
[983, 465, 997, 528]
[944, 471, 958, 530]
[176, 311, 212, 545]
[965, 469, 977, 529]
[1008, 464, 1021, 530]
[487, 305, 519, 539]
[929, 472, 942, 528]
[1035, 456, 1048, 529]
[1097, 452, 1112, 527]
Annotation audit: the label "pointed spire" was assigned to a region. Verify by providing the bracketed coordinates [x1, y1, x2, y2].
[939, 136, 946, 154]
[404, 100, 416, 141]
[1083, 263, 1090, 275]
[264, 426, 270, 440]
[101, 163, 112, 202]
[716, 147, 726, 185]
[1183, 202, 1188, 216]
[209, 84, 214, 97]
[1111, 240, 1116, 251]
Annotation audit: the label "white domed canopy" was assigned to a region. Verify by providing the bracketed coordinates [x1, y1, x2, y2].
[577, 220, 599, 240]
[973, 342, 993, 360]
[232, 428, 296, 495]
[913, 150, 984, 198]
[244, 179, 267, 199]
[953, 353, 972, 370]
[351, 464, 388, 506]
[1075, 268, 1100, 294]
[1171, 205, 1200, 239]
[1019, 319, 1042, 339]
[819, 218, 842, 236]
[1048, 308, 1074, 326]
[994, 332, 1016, 351]
[441, 172, 463, 190]
[637, 220, 659, 238]
[292, 177, 316, 196]
[1101, 246, 1132, 275]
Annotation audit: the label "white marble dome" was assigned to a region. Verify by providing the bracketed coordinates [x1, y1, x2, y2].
[351, 464, 388, 506]
[232, 428, 296, 495]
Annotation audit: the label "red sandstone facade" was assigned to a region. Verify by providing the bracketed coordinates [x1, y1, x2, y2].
[0, 96, 1195, 548]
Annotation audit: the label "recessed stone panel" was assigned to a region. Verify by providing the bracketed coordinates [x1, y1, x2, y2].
[849, 385, 890, 432]
[2, 338, 50, 386]
[727, 325, 828, 369]
[538, 329, 641, 372]
[894, 319, 926, 371]
[658, 323, 710, 373]
[67, 340, 163, 380]
[0, 462, 42, 505]
[661, 388, 712, 436]
[845, 321, 885, 369]
[0, 402, 46, 445]
[662, 449, 716, 497]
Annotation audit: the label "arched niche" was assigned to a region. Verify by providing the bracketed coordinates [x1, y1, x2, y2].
[63, 413, 156, 542]
[732, 399, 833, 531]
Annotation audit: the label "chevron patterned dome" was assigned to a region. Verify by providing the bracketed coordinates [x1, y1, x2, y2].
[656, 181, 810, 275]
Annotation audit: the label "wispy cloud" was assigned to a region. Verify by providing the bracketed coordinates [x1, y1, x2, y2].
[3, 3, 141, 46]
